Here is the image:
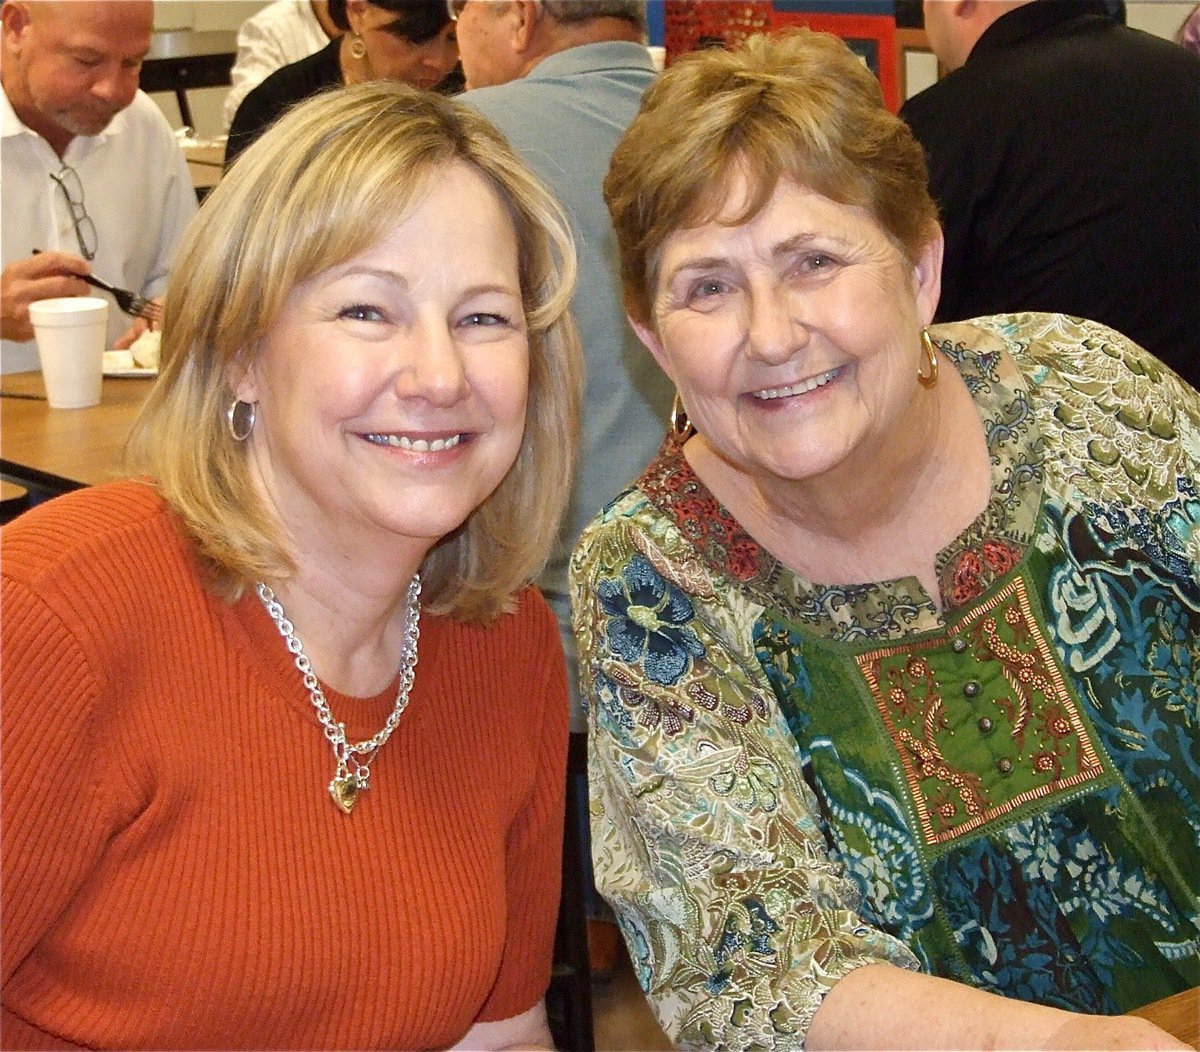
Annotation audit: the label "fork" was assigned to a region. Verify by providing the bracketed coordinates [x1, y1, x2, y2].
[32, 249, 163, 325]
[78, 272, 163, 325]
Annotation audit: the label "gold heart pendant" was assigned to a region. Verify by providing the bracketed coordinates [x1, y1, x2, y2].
[329, 775, 359, 814]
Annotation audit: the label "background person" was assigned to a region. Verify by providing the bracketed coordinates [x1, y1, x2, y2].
[572, 29, 1198, 1051]
[2, 81, 581, 1050]
[1179, 2, 1200, 56]
[452, 0, 672, 975]
[222, 0, 342, 130]
[0, 0, 195, 371]
[901, 0, 1200, 389]
[225, 0, 458, 168]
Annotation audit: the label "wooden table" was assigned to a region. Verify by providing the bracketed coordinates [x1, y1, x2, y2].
[0, 371, 155, 495]
[1130, 987, 1199, 1048]
[0, 478, 30, 522]
[183, 141, 225, 194]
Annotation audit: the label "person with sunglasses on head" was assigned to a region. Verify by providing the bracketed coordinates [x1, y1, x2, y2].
[0, 1, 196, 373]
[225, 0, 460, 170]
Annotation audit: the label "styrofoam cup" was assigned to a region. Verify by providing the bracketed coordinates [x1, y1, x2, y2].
[29, 297, 108, 409]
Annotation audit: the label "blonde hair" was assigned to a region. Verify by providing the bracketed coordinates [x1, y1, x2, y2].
[604, 28, 939, 326]
[126, 82, 581, 622]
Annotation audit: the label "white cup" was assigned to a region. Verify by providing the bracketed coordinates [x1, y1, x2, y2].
[28, 296, 108, 409]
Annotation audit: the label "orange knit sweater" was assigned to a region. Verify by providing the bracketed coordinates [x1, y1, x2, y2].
[1, 481, 567, 1050]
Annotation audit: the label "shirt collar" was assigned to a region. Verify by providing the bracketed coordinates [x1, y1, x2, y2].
[0, 80, 131, 150]
[0, 83, 32, 140]
[969, 0, 1115, 64]
[526, 40, 655, 82]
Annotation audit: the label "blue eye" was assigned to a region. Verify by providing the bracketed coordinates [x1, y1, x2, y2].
[798, 253, 837, 275]
[338, 303, 385, 322]
[462, 312, 511, 328]
[686, 278, 731, 306]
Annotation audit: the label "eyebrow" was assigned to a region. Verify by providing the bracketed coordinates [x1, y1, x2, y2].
[664, 230, 856, 285]
[66, 44, 148, 63]
[329, 267, 521, 298]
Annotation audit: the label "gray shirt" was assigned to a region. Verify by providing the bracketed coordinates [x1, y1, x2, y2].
[461, 42, 673, 725]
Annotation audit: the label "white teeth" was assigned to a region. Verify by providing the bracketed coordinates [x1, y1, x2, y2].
[366, 433, 463, 452]
[752, 368, 839, 401]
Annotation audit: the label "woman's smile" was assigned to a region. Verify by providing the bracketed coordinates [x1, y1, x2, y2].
[749, 365, 844, 402]
[362, 430, 467, 453]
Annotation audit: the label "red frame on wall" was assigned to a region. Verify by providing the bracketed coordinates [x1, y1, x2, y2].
[663, 1, 773, 60]
[768, 10, 901, 111]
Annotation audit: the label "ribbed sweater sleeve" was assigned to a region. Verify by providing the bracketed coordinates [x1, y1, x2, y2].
[1, 576, 113, 988]
[478, 601, 568, 1021]
[1, 481, 570, 1049]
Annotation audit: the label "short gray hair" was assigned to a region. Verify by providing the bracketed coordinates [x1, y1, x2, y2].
[541, 0, 646, 34]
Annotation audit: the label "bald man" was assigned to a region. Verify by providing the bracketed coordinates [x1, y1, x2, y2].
[1, 1, 195, 371]
[901, 0, 1200, 389]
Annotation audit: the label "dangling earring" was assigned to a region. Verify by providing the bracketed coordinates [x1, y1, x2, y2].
[349, 33, 367, 59]
[227, 398, 257, 442]
[918, 328, 939, 389]
[670, 392, 695, 441]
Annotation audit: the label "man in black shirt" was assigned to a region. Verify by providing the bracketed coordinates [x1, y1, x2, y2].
[902, 0, 1200, 388]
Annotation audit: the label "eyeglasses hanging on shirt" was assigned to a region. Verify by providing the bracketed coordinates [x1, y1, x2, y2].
[49, 165, 97, 261]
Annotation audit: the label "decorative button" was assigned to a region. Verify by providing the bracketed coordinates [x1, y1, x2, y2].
[977, 717, 994, 733]
[951, 638, 968, 654]
[997, 757, 1013, 775]
[963, 680, 981, 698]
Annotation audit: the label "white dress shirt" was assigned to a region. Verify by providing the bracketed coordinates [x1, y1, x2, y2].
[222, 0, 330, 129]
[1, 88, 197, 373]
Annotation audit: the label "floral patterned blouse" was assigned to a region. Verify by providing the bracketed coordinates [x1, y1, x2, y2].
[570, 314, 1200, 1050]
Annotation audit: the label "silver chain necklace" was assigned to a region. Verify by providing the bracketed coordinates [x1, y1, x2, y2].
[256, 575, 421, 814]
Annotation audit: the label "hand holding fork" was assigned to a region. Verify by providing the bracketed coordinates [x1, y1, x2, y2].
[75, 270, 163, 327]
[31, 248, 162, 326]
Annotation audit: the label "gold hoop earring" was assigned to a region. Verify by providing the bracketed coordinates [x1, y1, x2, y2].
[349, 33, 367, 59]
[227, 398, 257, 442]
[670, 392, 695, 441]
[918, 328, 939, 389]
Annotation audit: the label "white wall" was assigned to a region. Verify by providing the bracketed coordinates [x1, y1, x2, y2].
[1126, 0, 1195, 39]
[149, 1, 267, 137]
[154, 1, 263, 32]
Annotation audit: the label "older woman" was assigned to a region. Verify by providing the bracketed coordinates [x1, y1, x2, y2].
[2, 82, 580, 1049]
[225, 0, 460, 168]
[571, 29, 1198, 1052]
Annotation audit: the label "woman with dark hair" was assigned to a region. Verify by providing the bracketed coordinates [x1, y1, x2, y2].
[225, 0, 459, 168]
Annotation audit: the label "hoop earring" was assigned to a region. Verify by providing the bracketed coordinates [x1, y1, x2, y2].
[670, 392, 695, 442]
[227, 398, 257, 442]
[349, 33, 366, 59]
[918, 328, 939, 389]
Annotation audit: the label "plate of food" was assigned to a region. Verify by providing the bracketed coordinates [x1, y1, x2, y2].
[103, 330, 161, 377]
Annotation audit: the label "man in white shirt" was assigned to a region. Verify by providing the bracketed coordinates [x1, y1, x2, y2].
[222, 1, 339, 130]
[0, 1, 196, 373]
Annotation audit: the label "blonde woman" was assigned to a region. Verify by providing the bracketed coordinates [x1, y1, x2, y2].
[2, 82, 580, 1050]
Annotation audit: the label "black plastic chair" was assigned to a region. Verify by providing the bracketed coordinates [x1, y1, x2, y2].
[546, 733, 595, 1051]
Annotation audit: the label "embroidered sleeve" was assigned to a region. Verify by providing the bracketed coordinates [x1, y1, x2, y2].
[570, 508, 918, 1050]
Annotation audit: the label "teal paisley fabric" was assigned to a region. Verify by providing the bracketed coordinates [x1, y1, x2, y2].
[570, 314, 1200, 1050]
